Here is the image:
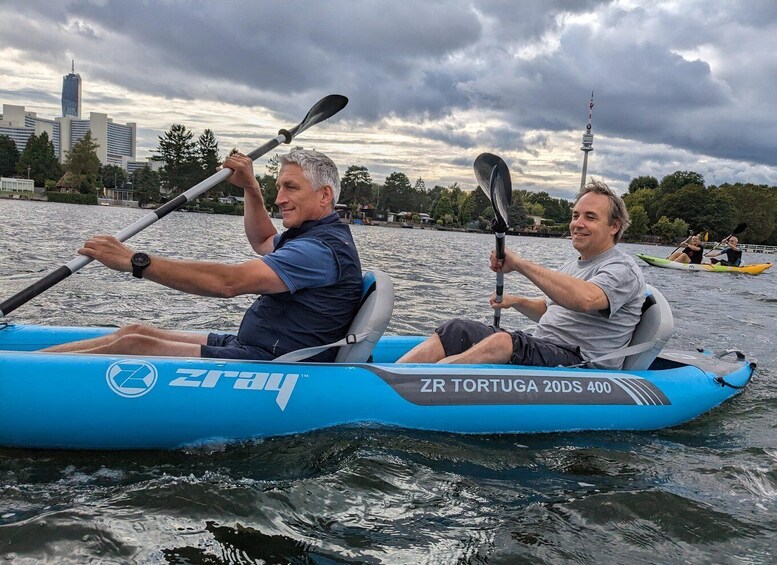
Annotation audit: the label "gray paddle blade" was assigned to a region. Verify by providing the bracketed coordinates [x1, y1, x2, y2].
[474, 153, 512, 230]
[288, 94, 349, 138]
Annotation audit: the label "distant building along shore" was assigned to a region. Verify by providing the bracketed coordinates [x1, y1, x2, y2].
[0, 61, 143, 170]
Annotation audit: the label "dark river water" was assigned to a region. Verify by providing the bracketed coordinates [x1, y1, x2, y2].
[1, 199, 776, 564]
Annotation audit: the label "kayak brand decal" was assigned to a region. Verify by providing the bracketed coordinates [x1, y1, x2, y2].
[106, 360, 158, 398]
[169, 369, 299, 410]
[369, 368, 670, 406]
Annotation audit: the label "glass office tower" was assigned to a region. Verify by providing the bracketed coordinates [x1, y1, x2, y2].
[61, 60, 81, 118]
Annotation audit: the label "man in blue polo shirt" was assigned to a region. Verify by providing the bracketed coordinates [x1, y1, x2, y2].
[44, 150, 363, 361]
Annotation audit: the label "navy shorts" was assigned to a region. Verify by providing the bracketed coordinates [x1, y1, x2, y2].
[200, 333, 275, 361]
[435, 318, 583, 367]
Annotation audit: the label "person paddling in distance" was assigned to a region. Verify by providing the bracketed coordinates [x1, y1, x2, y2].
[398, 180, 645, 369]
[43, 149, 363, 360]
[668, 234, 704, 264]
[706, 236, 743, 267]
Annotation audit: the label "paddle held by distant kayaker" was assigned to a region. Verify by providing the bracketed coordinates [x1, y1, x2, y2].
[707, 236, 743, 267]
[668, 234, 704, 264]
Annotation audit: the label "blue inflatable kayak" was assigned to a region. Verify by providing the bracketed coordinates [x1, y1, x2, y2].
[0, 322, 754, 450]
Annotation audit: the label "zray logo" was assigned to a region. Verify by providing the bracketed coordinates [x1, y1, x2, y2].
[169, 369, 300, 411]
[106, 360, 158, 398]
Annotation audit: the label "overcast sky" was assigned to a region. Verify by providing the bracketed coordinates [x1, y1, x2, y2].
[2, 0, 777, 200]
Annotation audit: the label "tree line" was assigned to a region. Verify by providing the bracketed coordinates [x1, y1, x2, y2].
[4, 126, 776, 243]
[0, 130, 164, 205]
[622, 171, 777, 245]
[0, 125, 573, 229]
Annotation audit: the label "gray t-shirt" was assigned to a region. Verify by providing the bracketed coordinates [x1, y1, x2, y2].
[532, 246, 646, 369]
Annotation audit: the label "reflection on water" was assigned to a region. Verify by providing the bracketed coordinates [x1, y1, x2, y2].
[1, 199, 776, 563]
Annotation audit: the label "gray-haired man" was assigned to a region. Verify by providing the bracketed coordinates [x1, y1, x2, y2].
[45, 150, 363, 361]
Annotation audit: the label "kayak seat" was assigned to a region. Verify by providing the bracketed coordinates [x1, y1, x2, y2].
[621, 284, 674, 371]
[334, 269, 394, 363]
[273, 270, 394, 363]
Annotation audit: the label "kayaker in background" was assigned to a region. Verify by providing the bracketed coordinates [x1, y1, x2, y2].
[668, 234, 704, 264]
[706, 236, 743, 267]
[43, 150, 363, 361]
[398, 181, 646, 370]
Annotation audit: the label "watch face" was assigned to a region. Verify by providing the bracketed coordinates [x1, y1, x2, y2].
[132, 253, 151, 268]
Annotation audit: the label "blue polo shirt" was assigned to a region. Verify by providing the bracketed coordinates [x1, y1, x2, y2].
[262, 235, 338, 292]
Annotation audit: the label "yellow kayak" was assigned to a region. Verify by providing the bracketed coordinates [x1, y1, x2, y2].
[637, 254, 773, 275]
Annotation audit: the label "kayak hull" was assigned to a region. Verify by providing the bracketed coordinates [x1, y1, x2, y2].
[637, 254, 772, 275]
[0, 324, 755, 450]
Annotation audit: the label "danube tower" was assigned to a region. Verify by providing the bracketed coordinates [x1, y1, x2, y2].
[61, 60, 81, 118]
[579, 92, 594, 190]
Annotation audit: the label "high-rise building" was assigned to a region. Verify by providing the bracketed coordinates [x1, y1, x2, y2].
[61, 60, 81, 118]
[1, 104, 135, 167]
[2, 63, 136, 169]
[0, 104, 60, 156]
[58, 112, 136, 166]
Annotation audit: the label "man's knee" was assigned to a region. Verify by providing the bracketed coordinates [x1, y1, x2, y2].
[112, 333, 155, 349]
[116, 323, 155, 337]
[479, 331, 513, 353]
[435, 318, 494, 356]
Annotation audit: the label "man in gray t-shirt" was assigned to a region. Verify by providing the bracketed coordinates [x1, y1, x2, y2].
[398, 180, 645, 370]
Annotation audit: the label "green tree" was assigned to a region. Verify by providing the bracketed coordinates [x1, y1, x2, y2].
[16, 132, 60, 187]
[196, 128, 231, 197]
[622, 188, 659, 224]
[381, 172, 413, 213]
[652, 216, 688, 242]
[449, 182, 464, 219]
[431, 189, 454, 222]
[412, 177, 430, 212]
[266, 154, 280, 178]
[658, 171, 705, 194]
[153, 124, 200, 195]
[625, 205, 649, 240]
[197, 129, 220, 173]
[64, 130, 101, 194]
[526, 202, 545, 217]
[260, 174, 278, 213]
[0, 134, 20, 177]
[458, 188, 490, 224]
[132, 165, 161, 206]
[522, 191, 573, 223]
[628, 175, 659, 193]
[100, 164, 126, 189]
[719, 183, 777, 244]
[508, 190, 529, 229]
[340, 165, 373, 206]
[655, 183, 735, 238]
[653, 183, 705, 233]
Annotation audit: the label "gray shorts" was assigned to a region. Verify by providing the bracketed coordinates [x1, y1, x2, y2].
[435, 318, 583, 367]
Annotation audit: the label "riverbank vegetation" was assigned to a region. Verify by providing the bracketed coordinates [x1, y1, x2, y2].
[2, 128, 777, 244]
[622, 171, 777, 245]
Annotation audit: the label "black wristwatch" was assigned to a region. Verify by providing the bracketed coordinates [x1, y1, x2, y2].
[131, 252, 151, 278]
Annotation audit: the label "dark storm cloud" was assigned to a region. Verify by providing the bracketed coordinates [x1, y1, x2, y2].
[0, 88, 58, 108]
[3, 0, 777, 189]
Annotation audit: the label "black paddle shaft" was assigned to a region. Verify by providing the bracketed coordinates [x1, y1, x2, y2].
[0, 95, 349, 319]
[473, 153, 513, 328]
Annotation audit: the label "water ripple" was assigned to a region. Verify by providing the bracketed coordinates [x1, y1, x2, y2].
[2, 199, 777, 563]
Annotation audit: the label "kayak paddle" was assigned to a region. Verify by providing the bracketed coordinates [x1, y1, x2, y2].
[704, 222, 747, 256]
[0, 95, 349, 319]
[666, 232, 693, 259]
[474, 153, 512, 328]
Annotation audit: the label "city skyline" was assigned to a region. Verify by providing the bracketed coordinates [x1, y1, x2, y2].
[2, 1, 777, 200]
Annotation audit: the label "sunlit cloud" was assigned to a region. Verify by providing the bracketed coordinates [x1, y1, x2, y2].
[2, 0, 777, 200]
